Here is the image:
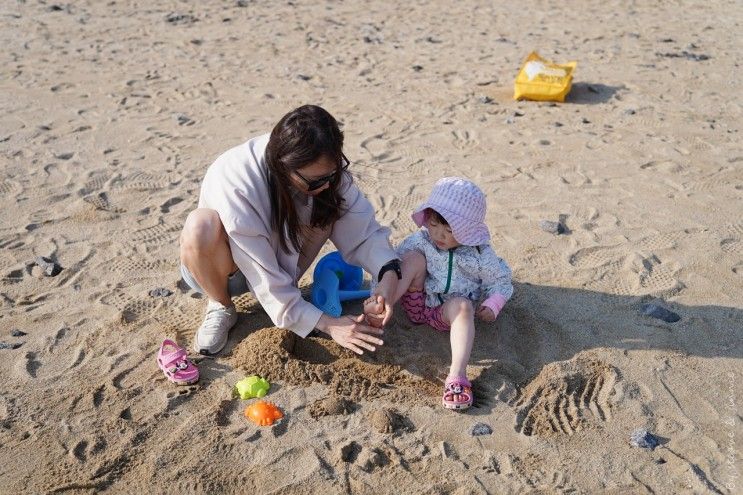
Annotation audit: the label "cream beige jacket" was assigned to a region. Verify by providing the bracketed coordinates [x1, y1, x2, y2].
[198, 134, 396, 337]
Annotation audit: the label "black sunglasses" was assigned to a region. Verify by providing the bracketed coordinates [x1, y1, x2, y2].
[295, 154, 350, 191]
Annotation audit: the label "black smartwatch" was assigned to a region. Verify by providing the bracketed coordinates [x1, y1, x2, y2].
[378, 259, 402, 282]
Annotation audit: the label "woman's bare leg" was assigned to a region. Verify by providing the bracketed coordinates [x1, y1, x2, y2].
[179, 208, 237, 307]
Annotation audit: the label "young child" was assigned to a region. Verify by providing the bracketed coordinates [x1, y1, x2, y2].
[365, 177, 513, 410]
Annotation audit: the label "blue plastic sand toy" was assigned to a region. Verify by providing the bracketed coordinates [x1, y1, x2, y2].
[311, 252, 370, 317]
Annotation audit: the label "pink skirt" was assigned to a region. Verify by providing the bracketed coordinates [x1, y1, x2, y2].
[400, 289, 450, 332]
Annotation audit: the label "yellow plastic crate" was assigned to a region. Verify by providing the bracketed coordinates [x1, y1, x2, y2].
[514, 52, 577, 103]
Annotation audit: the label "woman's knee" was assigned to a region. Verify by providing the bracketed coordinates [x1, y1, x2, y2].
[180, 209, 226, 253]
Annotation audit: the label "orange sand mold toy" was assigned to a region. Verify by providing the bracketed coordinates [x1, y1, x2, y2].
[244, 400, 284, 426]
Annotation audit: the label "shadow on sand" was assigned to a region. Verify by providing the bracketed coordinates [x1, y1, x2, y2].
[566, 82, 625, 104]
[217, 281, 741, 417]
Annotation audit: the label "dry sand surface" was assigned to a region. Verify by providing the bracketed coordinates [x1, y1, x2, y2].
[1, 0, 742, 493]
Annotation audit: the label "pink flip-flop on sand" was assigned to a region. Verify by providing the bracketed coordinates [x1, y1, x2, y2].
[157, 339, 199, 385]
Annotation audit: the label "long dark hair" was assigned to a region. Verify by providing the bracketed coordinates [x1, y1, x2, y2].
[265, 105, 348, 254]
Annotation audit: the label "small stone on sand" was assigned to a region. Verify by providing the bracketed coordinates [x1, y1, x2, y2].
[0, 342, 23, 350]
[174, 113, 194, 126]
[35, 256, 62, 277]
[657, 51, 710, 61]
[469, 422, 493, 436]
[640, 303, 680, 323]
[165, 13, 197, 25]
[630, 428, 659, 449]
[539, 220, 566, 235]
[149, 288, 173, 298]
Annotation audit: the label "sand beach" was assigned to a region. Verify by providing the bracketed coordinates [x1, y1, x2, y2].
[0, 1, 741, 493]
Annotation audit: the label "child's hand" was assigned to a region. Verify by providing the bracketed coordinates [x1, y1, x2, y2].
[476, 305, 496, 322]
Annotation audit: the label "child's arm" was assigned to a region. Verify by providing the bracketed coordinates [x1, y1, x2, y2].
[477, 246, 513, 321]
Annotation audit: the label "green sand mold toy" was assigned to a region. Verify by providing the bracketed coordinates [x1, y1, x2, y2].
[234, 375, 271, 400]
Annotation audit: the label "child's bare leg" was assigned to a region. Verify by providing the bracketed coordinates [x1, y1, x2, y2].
[363, 251, 427, 326]
[442, 296, 475, 384]
[395, 250, 427, 299]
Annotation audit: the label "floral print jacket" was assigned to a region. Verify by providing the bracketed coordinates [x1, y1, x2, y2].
[396, 230, 513, 313]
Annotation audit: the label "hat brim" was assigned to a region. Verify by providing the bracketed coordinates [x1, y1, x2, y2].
[411, 203, 490, 246]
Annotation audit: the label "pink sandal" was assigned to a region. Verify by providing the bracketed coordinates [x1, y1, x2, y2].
[442, 376, 473, 410]
[157, 339, 199, 385]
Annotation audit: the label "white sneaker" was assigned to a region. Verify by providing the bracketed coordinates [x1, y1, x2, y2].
[193, 300, 238, 355]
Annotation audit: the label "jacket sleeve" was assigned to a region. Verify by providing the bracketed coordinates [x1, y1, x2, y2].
[478, 246, 513, 315]
[225, 209, 323, 338]
[329, 180, 397, 281]
[197, 139, 322, 338]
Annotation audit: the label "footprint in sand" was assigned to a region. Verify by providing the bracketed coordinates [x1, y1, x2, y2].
[635, 231, 684, 251]
[715, 223, 743, 255]
[451, 129, 479, 151]
[70, 439, 88, 462]
[720, 237, 742, 255]
[111, 170, 180, 191]
[80, 172, 114, 195]
[0, 179, 22, 196]
[165, 387, 198, 412]
[23, 352, 42, 379]
[568, 245, 624, 270]
[153, 303, 204, 343]
[83, 192, 125, 213]
[639, 159, 687, 174]
[92, 385, 106, 408]
[129, 222, 181, 248]
[159, 197, 184, 213]
[100, 292, 159, 324]
[513, 357, 618, 437]
[69, 347, 85, 369]
[214, 399, 234, 427]
[105, 256, 172, 279]
[395, 142, 438, 162]
[683, 168, 741, 193]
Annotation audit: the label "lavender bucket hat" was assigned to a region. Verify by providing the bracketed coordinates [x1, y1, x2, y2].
[411, 177, 491, 246]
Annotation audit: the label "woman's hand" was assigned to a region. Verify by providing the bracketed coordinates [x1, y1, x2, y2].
[373, 270, 399, 326]
[476, 305, 496, 322]
[316, 313, 384, 355]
